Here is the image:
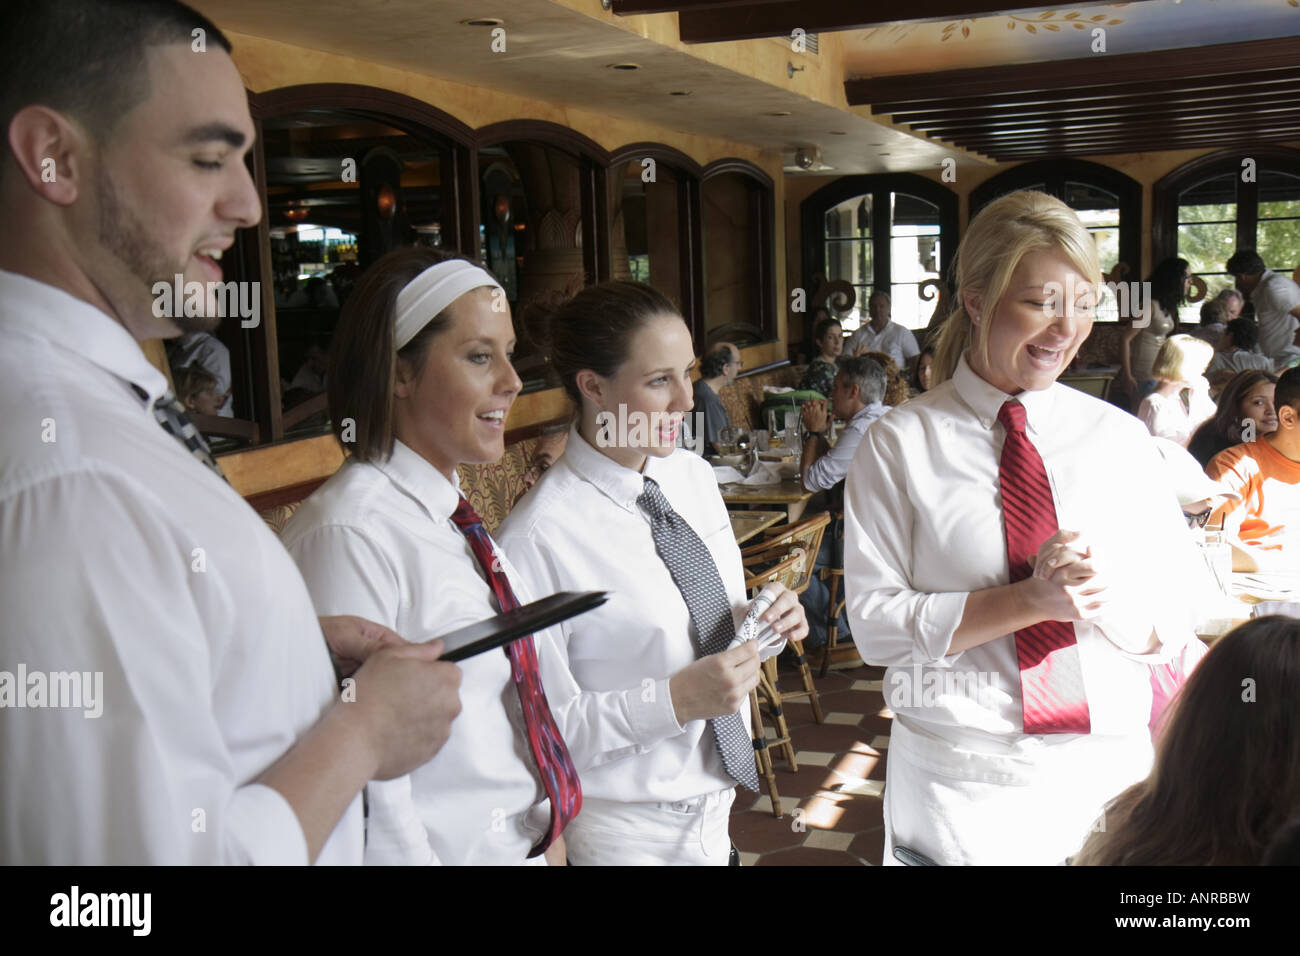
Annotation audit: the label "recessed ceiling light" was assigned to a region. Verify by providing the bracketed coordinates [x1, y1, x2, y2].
[461, 17, 504, 27]
[829, 130, 847, 135]
[670, 90, 693, 96]
[879, 152, 892, 156]
[608, 63, 640, 71]
[765, 111, 792, 117]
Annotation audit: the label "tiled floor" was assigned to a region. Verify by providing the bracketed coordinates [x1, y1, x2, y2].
[731, 659, 892, 866]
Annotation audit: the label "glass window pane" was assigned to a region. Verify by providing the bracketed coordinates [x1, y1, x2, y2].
[1178, 221, 1237, 277]
[1064, 182, 1119, 221]
[824, 195, 871, 238]
[1178, 173, 1236, 223]
[824, 239, 872, 290]
[889, 192, 941, 284]
[1256, 219, 1300, 274]
[1258, 170, 1300, 219]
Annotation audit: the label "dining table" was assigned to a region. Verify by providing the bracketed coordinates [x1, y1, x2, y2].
[719, 479, 814, 523]
[728, 509, 786, 546]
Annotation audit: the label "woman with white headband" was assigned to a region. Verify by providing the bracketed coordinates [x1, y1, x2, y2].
[282, 247, 580, 865]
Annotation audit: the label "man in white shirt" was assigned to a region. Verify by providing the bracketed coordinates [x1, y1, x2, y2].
[1228, 250, 1300, 363]
[0, 0, 461, 864]
[845, 290, 920, 372]
[800, 355, 889, 494]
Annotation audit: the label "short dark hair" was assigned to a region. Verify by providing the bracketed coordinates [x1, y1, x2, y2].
[836, 355, 887, 406]
[328, 247, 478, 463]
[700, 344, 734, 379]
[174, 365, 218, 404]
[1227, 250, 1266, 276]
[1224, 317, 1259, 351]
[814, 318, 842, 340]
[545, 280, 680, 406]
[1, 1, 231, 146]
[1276, 365, 1300, 414]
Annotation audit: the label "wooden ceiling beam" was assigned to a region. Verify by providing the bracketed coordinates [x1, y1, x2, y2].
[894, 82, 1300, 126]
[920, 104, 1300, 138]
[951, 113, 1300, 144]
[847, 37, 1300, 106]
[610, 0, 782, 15]
[676, 1, 1142, 43]
[976, 129, 1300, 158]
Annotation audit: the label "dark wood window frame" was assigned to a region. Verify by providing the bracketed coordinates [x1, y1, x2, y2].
[970, 159, 1141, 278]
[1153, 145, 1300, 266]
[800, 173, 959, 332]
[699, 159, 777, 348]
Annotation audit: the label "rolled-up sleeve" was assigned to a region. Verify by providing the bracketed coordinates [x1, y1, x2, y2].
[842, 422, 968, 667]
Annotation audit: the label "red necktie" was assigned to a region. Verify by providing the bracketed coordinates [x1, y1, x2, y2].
[450, 497, 582, 857]
[997, 400, 1092, 735]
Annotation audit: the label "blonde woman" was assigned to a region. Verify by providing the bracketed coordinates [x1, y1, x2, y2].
[844, 191, 1208, 865]
[1136, 334, 1216, 447]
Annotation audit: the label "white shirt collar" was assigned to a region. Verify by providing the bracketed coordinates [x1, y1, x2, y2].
[372, 439, 463, 521]
[0, 268, 169, 406]
[564, 422, 674, 514]
[950, 352, 1056, 435]
[851, 402, 886, 423]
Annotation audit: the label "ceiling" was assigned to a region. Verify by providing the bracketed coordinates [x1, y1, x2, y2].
[193, 0, 968, 177]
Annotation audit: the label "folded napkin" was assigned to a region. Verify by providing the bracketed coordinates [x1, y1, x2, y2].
[740, 462, 783, 486]
[712, 465, 746, 484]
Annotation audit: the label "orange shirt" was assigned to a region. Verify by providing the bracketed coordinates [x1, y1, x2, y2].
[1206, 439, 1300, 547]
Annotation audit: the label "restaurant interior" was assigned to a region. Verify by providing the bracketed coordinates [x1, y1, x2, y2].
[164, 0, 1300, 866]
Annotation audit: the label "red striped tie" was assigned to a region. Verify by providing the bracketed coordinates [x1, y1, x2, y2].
[450, 497, 582, 857]
[997, 400, 1091, 735]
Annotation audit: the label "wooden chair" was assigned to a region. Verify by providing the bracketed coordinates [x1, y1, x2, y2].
[740, 512, 831, 816]
[819, 508, 863, 677]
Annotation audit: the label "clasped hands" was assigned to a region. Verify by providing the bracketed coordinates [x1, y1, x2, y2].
[801, 399, 831, 436]
[1023, 529, 1111, 623]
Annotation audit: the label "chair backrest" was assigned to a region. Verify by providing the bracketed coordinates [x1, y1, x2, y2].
[740, 511, 831, 596]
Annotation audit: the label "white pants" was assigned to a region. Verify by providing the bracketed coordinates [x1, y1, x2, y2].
[883, 719, 1154, 866]
[564, 790, 736, 866]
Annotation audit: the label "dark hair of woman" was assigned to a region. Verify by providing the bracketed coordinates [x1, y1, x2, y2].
[543, 279, 680, 406]
[1145, 256, 1191, 322]
[327, 246, 474, 464]
[1074, 615, 1300, 865]
[813, 317, 842, 341]
[910, 344, 936, 394]
[1186, 369, 1278, 466]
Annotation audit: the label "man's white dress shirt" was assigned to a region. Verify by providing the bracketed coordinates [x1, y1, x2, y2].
[802, 402, 888, 493]
[1252, 269, 1300, 362]
[0, 269, 361, 864]
[1207, 348, 1276, 377]
[846, 321, 920, 370]
[168, 330, 234, 417]
[282, 442, 548, 866]
[497, 427, 752, 812]
[844, 355, 1207, 865]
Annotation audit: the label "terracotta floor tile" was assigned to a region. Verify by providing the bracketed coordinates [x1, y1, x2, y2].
[849, 828, 887, 866]
[756, 846, 865, 866]
[729, 810, 809, 854]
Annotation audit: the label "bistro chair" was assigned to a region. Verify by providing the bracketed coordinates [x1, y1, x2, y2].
[818, 507, 863, 677]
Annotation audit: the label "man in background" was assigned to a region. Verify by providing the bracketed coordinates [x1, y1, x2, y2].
[1227, 250, 1300, 364]
[692, 341, 740, 456]
[846, 290, 919, 373]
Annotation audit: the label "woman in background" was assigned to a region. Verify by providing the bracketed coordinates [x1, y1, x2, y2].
[860, 349, 911, 406]
[799, 317, 843, 396]
[910, 345, 936, 395]
[1187, 369, 1278, 466]
[1119, 256, 1191, 402]
[498, 281, 808, 865]
[1074, 616, 1300, 865]
[1136, 334, 1216, 447]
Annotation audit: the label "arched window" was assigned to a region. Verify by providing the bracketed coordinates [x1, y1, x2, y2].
[800, 174, 958, 333]
[1155, 147, 1300, 321]
[700, 160, 776, 346]
[970, 160, 1140, 321]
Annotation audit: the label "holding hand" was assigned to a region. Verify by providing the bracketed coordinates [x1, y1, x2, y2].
[755, 581, 809, 644]
[801, 399, 830, 435]
[345, 640, 463, 780]
[669, 640, 760, 725]
[319, 614, 407, 677]
[1023, 530, 1109, 623]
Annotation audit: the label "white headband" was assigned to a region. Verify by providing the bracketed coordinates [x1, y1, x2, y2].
[394, 260, 504, 349]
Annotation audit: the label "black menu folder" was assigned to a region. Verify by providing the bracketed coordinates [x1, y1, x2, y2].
[437, 590, 608, 662]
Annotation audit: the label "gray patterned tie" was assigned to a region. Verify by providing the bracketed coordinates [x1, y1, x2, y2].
[133, 385, 225, 479]
[637, 476, 759, 792]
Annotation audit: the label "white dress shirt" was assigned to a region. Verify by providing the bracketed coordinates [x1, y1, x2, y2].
[1207, 348, 1276, 376]
[281, 442, 548, 866]
[844, 355, 1209, 863]
[0, 269, 361, 865]
[846, 321, 920, 370]
[168, 331, 234, 417]
[497, 426, 752, 808]
[1252, 269, 1300, 361]
[1137, 387, 1216, 447]
[802, 401, 888, 493]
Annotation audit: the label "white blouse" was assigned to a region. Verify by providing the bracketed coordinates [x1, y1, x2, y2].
[497, 426, 752, 806]
[1138, 387, 1216, 448]
[282, 441, 549, 865]
[843, 356, 1209, 751]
